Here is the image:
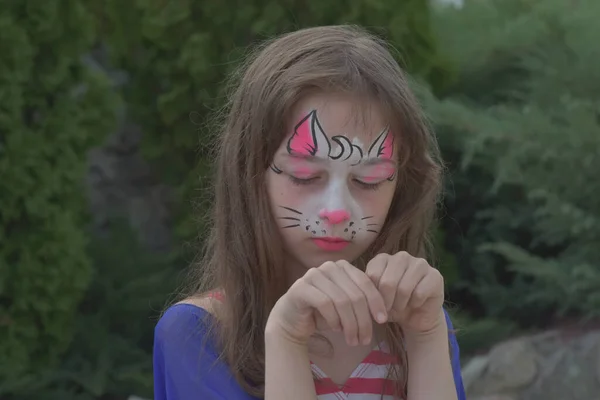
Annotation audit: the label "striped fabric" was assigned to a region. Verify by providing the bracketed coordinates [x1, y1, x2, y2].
[312, 342, 399, 400]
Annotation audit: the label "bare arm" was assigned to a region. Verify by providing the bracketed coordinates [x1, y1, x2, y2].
[264, 327, 317, 400]
[404, 312, 458, 400]
[264, 262, 389, 400]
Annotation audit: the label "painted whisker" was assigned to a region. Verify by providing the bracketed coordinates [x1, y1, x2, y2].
[282, 224, 300, 229]
[279, 206, 303, 215]
[361, 216, 374, 220]
[278, 217, 300, 221]
[366, 229, 379, 233]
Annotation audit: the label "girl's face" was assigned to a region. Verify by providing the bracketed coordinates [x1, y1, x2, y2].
[266, 93, 397, 272]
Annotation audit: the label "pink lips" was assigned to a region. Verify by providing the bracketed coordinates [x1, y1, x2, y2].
[312, 237, 350, 251]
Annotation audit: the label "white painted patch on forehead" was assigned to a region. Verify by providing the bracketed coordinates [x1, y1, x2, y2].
[284, 110, 394, 163]
[329, 137, 365, 166]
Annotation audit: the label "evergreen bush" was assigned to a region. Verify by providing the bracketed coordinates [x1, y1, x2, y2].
[424, 0, 600, 324]
[0, 0, 118, 391]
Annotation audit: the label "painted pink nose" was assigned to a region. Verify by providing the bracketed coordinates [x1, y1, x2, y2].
[318, 209, 350, 225]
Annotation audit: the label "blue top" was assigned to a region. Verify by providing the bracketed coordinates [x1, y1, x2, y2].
[153, 304, 466, 400]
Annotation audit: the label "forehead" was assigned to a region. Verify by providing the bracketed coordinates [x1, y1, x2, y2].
[286, 93, 387, 144]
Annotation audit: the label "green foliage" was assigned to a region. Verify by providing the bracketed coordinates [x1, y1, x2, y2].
[91, 0, 455, 242]
[0, 0, 118, 390]
[10, 223, 177, 400]
[423, 0, 600, 324]
[432, 224, 459, 285]
[448, 310, 518, 356]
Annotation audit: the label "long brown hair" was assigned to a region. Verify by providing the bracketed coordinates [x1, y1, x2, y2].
[187, 25, 443, 398]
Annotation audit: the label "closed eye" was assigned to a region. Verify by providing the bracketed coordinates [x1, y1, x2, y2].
[289, 175, 320, 186]
[353, 178, 383, 191]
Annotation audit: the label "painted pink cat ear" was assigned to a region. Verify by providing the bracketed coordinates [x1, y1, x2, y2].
[367, 128, 394, 159]
[286, 110, 330, 157]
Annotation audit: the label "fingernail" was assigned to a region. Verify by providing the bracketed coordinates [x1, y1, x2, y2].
[376, 312, 387, 323]
[362, 337, 371, 345]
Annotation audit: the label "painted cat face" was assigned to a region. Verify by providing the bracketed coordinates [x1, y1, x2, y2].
[266, 94, 397, 273]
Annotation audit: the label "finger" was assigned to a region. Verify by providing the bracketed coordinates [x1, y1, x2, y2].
[377, 254, 409, 312]
[393, 258, 429, 313]
[307, 265, 360, 346]
[365, 253, 388, 288]
[294, 277, 341, 332]
[407, 268, 444, 310]
[323, 262, 373, 345]
[339, 261, 388, 324]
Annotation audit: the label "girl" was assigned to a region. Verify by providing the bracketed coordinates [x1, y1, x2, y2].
[154, 25, 466, 400]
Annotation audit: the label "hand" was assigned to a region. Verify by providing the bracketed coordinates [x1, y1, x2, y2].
[266, 261, 388, 347]
[365, 252, 445, 335]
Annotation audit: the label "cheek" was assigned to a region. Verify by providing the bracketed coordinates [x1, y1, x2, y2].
[266, 172, 289, 214]
[266, 173, 312, 209]
[354, 184, 395, 218]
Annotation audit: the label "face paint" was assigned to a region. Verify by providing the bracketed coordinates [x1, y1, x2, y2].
[318, 208, 351, 225]
[357, 163, 397, 184]
[277, 110, 395, 171]
[271, 110, 397, 251]
[288, 162, 319, 179]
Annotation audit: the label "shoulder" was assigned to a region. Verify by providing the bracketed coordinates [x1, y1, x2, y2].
[155, 298, 219, 349]
[176, 295, 221, 313]
[155, 297, 220, 341]
[153, 301, 221, 382]
[155, 292, 225, 350]
[156, 303, 208, 333]
[153, 300, 256, 399]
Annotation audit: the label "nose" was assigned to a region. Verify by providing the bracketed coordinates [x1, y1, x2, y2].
[318, 208, 350, 225]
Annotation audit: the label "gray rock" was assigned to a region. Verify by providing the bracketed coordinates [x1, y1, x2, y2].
[470, 338, 538, 395]
[470, 396, 516, 400]
[466, 327, 600, 400]
[462, 354, 489, 392]
[519, 330, 600, 400]
[597, 339, 600, 384]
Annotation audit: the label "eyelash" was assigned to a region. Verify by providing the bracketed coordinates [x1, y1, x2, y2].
[288, 176, 319, 186]
[354, 180, 382, 191]
[288, 176, 382, 191]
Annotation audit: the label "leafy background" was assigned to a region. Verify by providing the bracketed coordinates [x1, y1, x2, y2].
[1, 0, 598, 398]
